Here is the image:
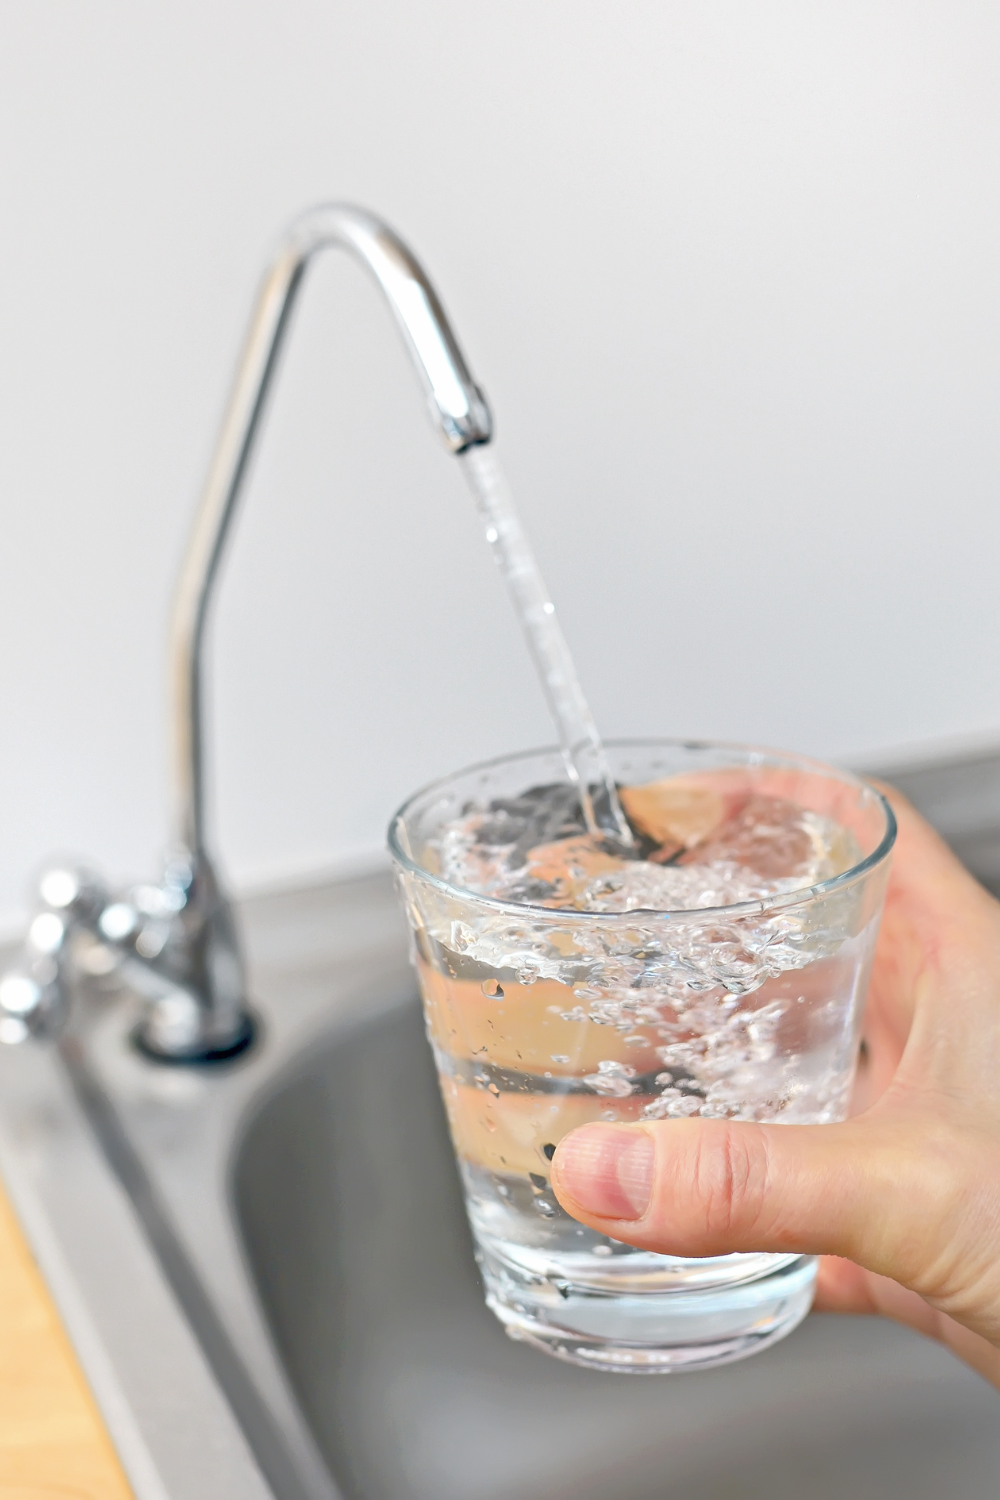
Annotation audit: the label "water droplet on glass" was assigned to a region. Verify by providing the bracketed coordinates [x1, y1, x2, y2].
[481, 978, 504, 998]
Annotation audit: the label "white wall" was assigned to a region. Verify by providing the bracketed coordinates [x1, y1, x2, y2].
[1, 1, 999, 924]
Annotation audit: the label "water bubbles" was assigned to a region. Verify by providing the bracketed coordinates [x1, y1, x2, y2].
[592, 1244, 613, 1257]
[658, 1040, 702, 1069]
[643, 1090, 701, 1120]
[412, 782, 865, 1152]
[582, 1060, 636, 1098]
[672, 1096, 702, 1117]
[450, 920, 475, 952]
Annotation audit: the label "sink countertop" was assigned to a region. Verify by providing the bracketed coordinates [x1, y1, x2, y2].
[0, 1014, 275, 1500]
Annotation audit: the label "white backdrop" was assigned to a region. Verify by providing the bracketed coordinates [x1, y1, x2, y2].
[1, 1, 999, 926]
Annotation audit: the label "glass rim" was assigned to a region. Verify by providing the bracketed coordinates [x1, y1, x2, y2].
[387, 736, 898, 922]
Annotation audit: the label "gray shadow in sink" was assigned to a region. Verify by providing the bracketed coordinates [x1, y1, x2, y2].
[233, 1000, 1000, 1500]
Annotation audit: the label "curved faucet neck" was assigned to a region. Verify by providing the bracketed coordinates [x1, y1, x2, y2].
[169, 203, 492, 858]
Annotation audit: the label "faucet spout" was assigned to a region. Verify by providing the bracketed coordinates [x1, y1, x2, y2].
[172, 204, 492, 862]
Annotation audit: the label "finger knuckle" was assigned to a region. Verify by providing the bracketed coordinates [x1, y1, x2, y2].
[691, 1122, 770, 1241]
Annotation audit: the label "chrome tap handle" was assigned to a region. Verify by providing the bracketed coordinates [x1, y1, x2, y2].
[0, 859, 251, 1061]
[0, 864, 106, 1044]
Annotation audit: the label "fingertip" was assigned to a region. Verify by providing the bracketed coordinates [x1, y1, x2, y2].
[551, 1123, 654, 1222]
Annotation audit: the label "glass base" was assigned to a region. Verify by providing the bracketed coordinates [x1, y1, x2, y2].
[480, 1244, 817, 1373]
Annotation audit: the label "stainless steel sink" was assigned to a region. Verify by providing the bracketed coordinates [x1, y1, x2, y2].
[1, 746, 998, 1499]
[233, 994, 1000, 1500]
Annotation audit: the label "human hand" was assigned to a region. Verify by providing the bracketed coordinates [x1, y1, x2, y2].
[550, 787, 1000, 1388]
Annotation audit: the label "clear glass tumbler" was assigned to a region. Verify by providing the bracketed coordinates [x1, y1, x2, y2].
[388, 740, 895, 1372]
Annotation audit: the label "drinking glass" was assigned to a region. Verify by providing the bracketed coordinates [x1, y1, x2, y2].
[388, 740, 895, 1372]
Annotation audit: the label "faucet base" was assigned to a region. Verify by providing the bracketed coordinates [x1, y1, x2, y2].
[132, 1008, 258, 1067]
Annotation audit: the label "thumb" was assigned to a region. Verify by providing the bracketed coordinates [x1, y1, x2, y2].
[549, 1116, 949, 1283]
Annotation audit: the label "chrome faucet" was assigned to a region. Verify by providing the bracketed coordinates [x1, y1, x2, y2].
[0, 204, 492, 1062]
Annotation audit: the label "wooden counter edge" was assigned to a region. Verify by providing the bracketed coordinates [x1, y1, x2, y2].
[0, 1171, 133, 1500]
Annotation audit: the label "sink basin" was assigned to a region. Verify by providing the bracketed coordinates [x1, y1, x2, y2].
[233, 995, 1000, 1500]
[16, 744, 999, 1500]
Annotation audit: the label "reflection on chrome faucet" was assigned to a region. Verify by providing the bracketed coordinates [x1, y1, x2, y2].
[0, 204, 492, 1062]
